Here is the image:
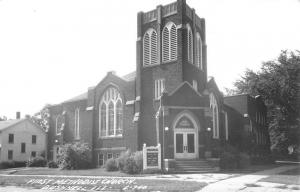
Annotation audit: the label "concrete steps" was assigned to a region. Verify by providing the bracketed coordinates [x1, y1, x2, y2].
[175, 160, 219, 174]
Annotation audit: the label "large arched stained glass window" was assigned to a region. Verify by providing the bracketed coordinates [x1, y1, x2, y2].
[116, 100, 123, 135]
[99, 87, 123, 137]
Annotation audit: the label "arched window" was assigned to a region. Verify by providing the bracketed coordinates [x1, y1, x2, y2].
[195, 32, 203, 69]
[55, 115, 63, 135]
[162, 22, 177, 62]
[116, 100, 123, 135]
[210, 93, 219, 139]
[100, 104, 106, 136]
[74, 108, 80, 139]
[143, 28, 158, 66]
[99, 87, 123, 137]
[186, 24, 193, 63]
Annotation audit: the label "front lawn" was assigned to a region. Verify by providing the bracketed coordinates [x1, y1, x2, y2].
[3, 167, 162, 177]
[259, 167, 300, 185]
[0, 174, 206, 192]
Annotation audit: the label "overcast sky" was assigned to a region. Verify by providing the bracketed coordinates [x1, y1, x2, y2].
[0, 0, 299, 119]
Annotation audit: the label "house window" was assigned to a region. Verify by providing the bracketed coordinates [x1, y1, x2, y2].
[32, 135, 37, 144]
[98, 153, 104, 166]
[99, 87, 123, 137]
[8, 134, 14, 144]
[187, 24, 193, 63]
[210, 93, 219, 139]
[107, 153, 113, 160]
[192, 80, 197, 91]
[143, 28, 158, 66]
[8, 150, 13, 160]
[21, 143, 26, 153]
[195, 32, 203, 69]
[162, 22, 177, 62]
[114, 153, 120, 159]
[154, 79, 165, 99]
[74, 108, 80, 139]
[31, 151, 36, 158]
[56, 115, 63, 135]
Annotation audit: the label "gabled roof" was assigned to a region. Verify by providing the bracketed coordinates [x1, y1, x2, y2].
[162, 81, 207, 107]
[0, 119, 46, 133]
[56, 71, 136, 105]
[62, 92, 88, 104]
[0, 119, 23, 131]
[122, 71, 136, 81]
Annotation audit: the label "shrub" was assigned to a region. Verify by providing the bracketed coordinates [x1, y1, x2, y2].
[0, 161, 15, 169]
[219, 151, 237, 170]
[237, 153, 251, 169]
[47, 161, 58, 168]
[58, 142, 92, 170]
[132, 151, 143, 173]
[105, 158, 118, 171]
[116, 150, 143, 174]
[27, 156, 47, 167]
[116, 150, 131, 171]
[123, 157, 139, 174]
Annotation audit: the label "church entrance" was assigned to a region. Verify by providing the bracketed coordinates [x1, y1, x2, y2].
[173, 112, 198, 159]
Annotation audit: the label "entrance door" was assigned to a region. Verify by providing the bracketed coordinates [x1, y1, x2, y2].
[175, 132, 197, 159]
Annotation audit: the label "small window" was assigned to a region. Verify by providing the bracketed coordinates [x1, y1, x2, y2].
[192, 80, 197, 91]
[107, 153, 113, 160]
[154, 79, 165, 99]
[31, 151, 36, 158]
[114, 153, 120, 159]
[32, 135, 37, 144]
[8, 134, 14, 144]
[21, 143, 26, 153]
[98, 153, 104, 166]
[8, 150, 13, 160]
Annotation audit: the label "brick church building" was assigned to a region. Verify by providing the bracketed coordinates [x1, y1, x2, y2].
[47, 0, 270, 168]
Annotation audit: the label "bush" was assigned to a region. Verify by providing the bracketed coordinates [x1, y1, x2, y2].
[47, 161, 58, 168]
[27, 156, 47, 167]
[132, 151, 143, 173]
[58, 142, 92, 170]
[115, 150, 143, 174]
[237, 153, 251, 169]
[123, 157, 139, 174]
[0, 161, 15, 169]
[105, 158, 118, 171]
[116, 150, 131, 171]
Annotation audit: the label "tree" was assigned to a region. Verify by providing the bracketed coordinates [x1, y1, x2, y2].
[227, 50, 300, 158]
[31, 104, 51, 131]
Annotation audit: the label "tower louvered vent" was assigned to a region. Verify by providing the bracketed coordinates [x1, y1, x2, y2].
[162, 22, 177, 62]
[187, 25, 193, 63]
[143, 29, 158, 66]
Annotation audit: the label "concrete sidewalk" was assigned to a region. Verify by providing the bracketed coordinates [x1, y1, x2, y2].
[198, 165, 300, 192]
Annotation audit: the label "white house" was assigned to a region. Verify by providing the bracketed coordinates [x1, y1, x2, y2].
[0, 118, 47, 162]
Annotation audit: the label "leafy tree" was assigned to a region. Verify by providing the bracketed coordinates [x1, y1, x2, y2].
[226, 50, 300, 157]
[31, 104, 51, 131]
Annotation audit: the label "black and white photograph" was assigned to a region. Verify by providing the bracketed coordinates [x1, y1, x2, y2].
[0, 0, 299, 191]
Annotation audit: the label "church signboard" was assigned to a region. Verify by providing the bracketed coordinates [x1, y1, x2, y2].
[143, 143, 161, 170]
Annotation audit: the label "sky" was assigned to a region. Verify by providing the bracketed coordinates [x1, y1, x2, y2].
[0, 0, 299, 119]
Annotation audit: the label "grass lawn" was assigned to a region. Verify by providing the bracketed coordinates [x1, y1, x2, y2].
[0, 174, 206, 192]
[219, 164, 280, 174]
[259, 167, 300, 185]
[2, 167, 163, 177]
